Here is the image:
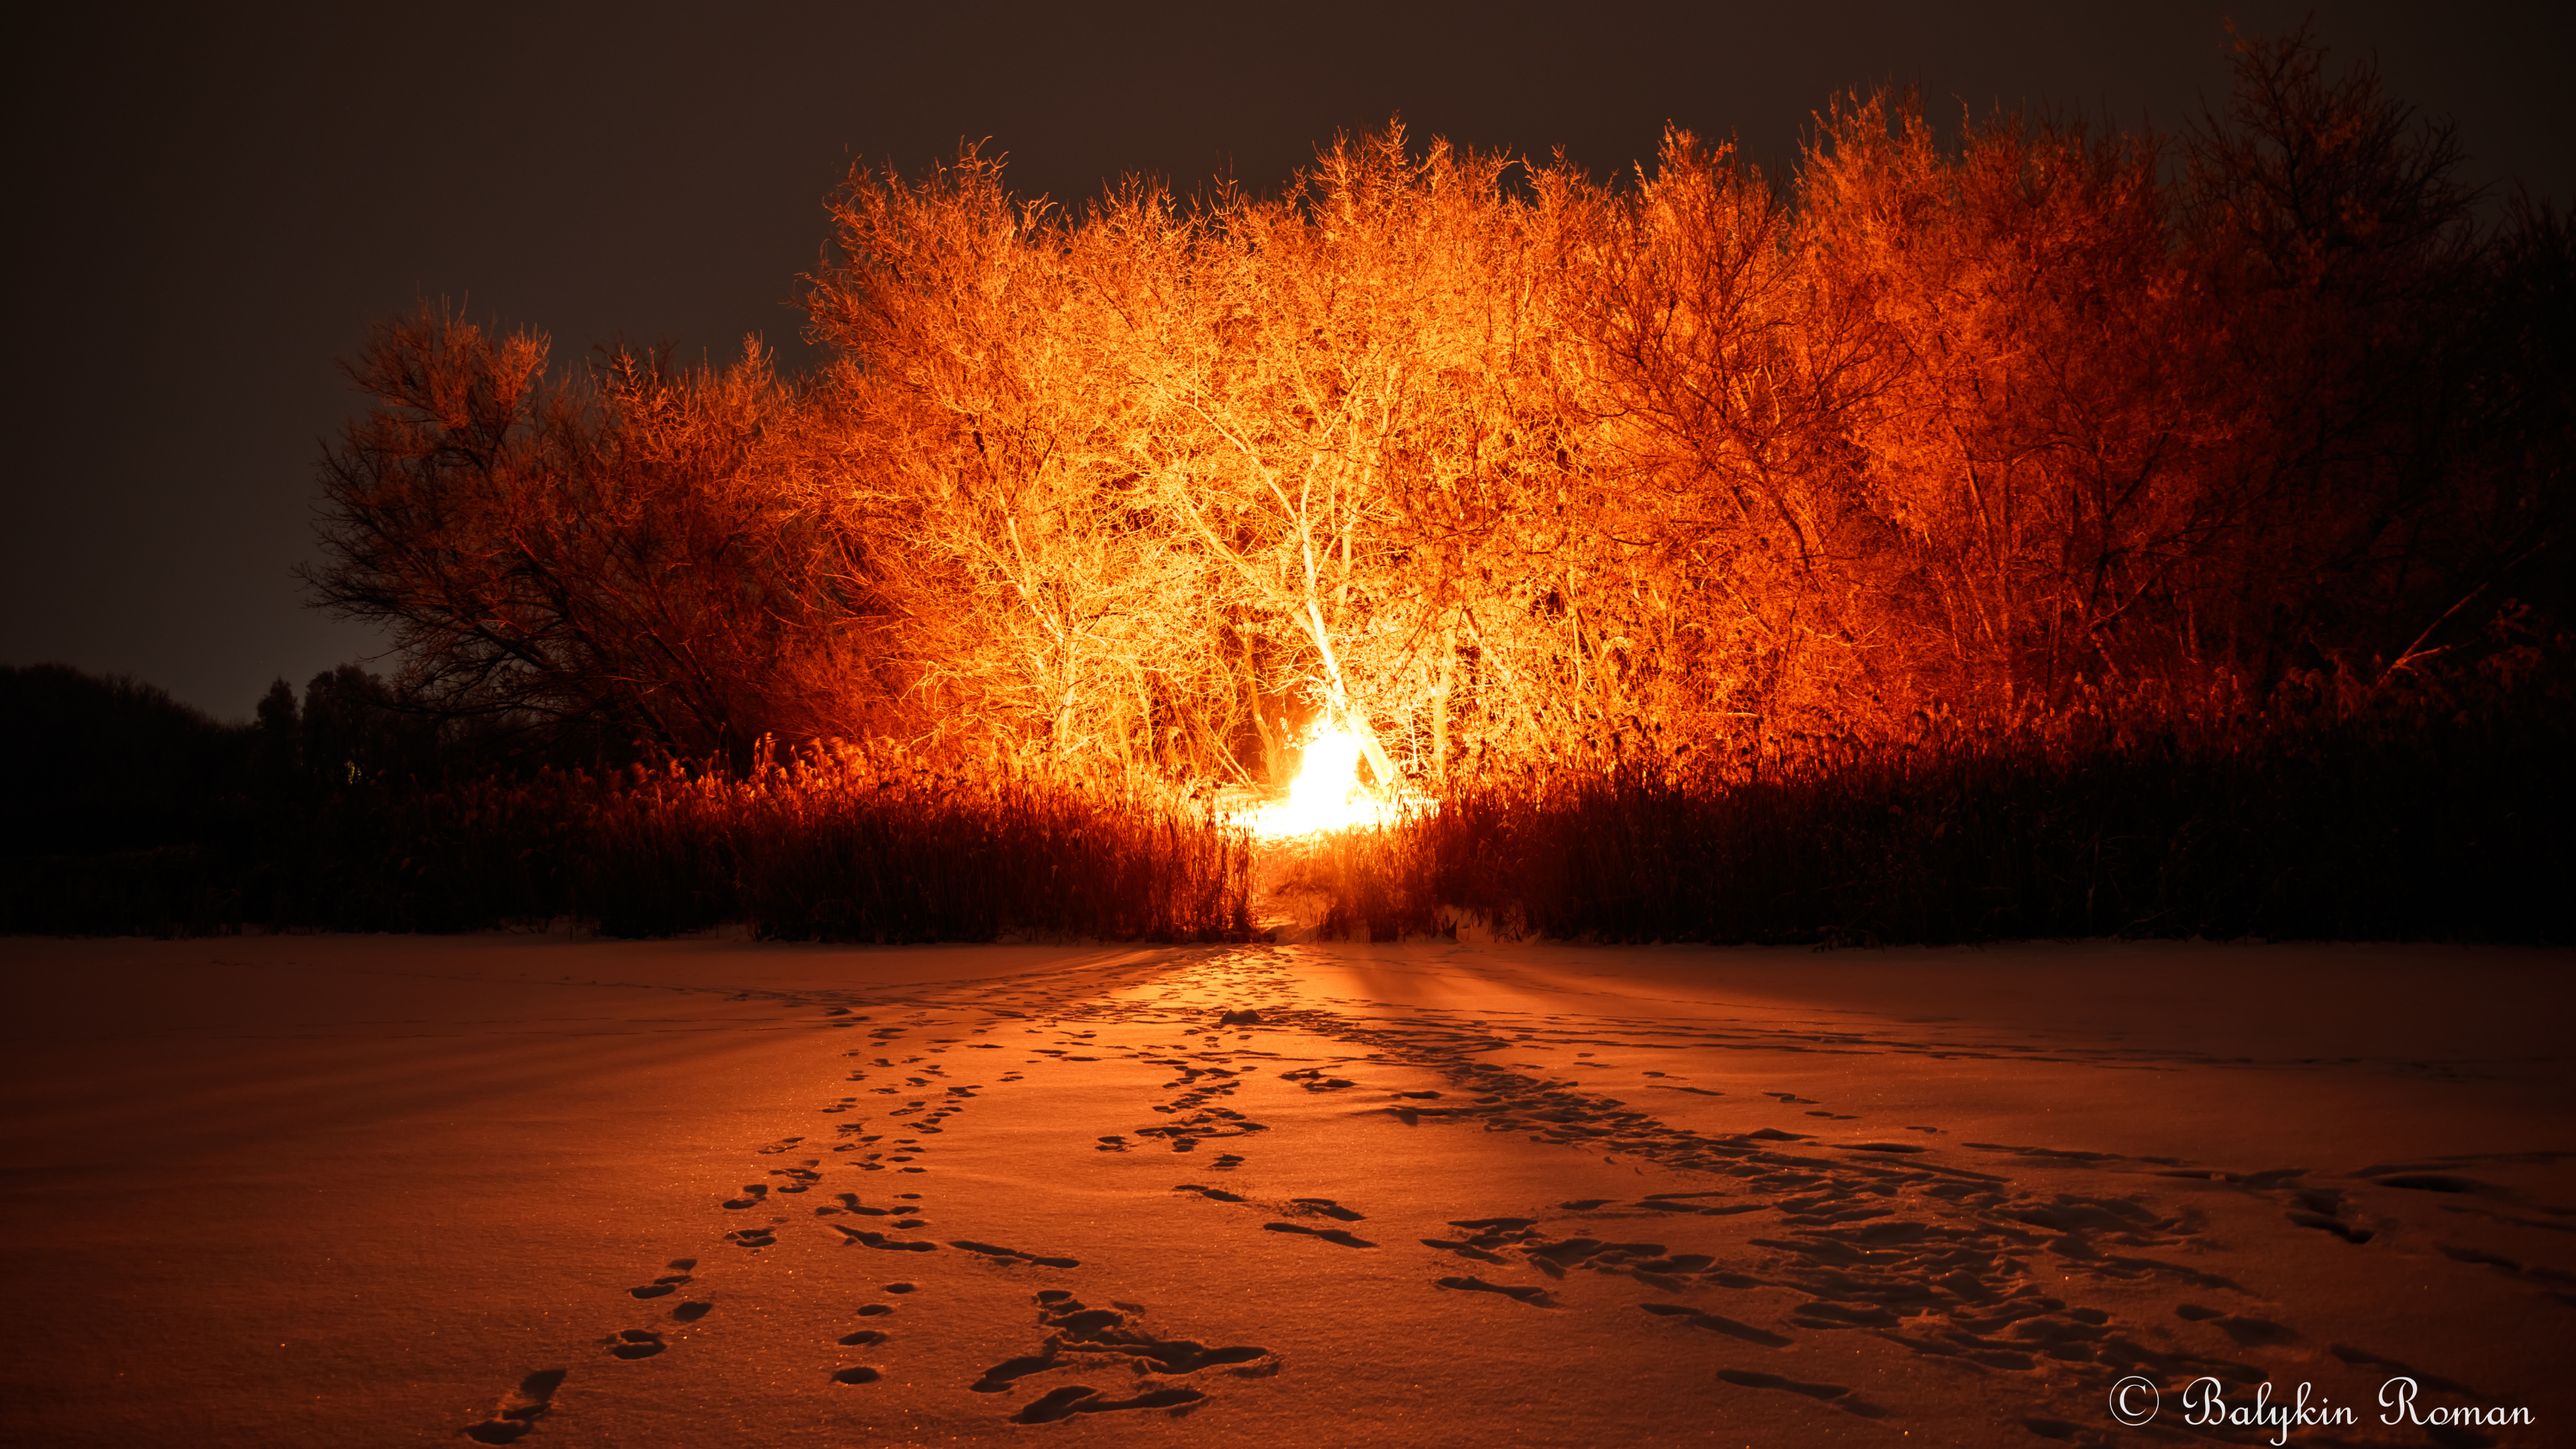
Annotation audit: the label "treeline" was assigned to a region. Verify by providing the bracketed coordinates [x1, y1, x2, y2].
[309, 32, 2571, 788]
[2, 662, 437, 855]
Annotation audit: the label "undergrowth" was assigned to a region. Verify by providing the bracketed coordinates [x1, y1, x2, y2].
[1, 745, 1252, 943]
[7, 658, 2566, 947]
[1292, 665, 2575, 946]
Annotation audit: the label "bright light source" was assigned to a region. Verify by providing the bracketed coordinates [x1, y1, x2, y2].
[1234, 720, 1413, 839]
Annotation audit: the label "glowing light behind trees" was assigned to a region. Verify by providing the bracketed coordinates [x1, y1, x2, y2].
[1233, 719, 1417, 839]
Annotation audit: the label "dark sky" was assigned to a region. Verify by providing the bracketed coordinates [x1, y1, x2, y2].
[8, 1, 2567, 720]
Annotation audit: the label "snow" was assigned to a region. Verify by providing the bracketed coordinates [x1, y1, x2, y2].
[3, 932, 2568, 1446]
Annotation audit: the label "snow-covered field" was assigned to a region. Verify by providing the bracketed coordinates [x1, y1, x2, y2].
[2, 932, 2567, 1446]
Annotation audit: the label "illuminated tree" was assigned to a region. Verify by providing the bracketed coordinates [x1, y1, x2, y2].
[810, 154, 1250, 781]
[1800, 96, 2231, 705]
[1564, 126, 1909, 754]
[1119, 129, 1599, 784]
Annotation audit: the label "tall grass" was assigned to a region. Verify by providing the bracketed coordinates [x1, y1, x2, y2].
[1, 745, 1252, 942]
[9, 663, 2564, 947]
[1301, 676, 2574, 946]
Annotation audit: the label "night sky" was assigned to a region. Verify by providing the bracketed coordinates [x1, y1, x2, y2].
[8, 1, 2567, 721]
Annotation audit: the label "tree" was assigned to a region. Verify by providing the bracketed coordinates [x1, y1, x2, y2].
[307, 305, 889, 766]
[2180, 25, 2491, 680]
[810, 153, 1246, 781]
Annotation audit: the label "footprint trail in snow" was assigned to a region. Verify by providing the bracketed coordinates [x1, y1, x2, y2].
[448, 941, 2576, 1443]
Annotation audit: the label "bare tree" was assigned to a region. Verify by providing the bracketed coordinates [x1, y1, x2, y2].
[307, 305, 887, 765]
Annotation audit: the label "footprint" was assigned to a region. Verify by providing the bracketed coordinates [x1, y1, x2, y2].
[461, 1369, 568, 1445]
[840, 1329, 888, 1346]
[724, 1228, 776, 1249]
[830, 1365, 882, 1385]
[1715, 1368, 1884, 1417]
[1261, 1222, 1375, 1248]
[2284, 1211, 2371, 1243]
[971, 1349, 1063, 1393]
[2368, 1172, 2495, 1195]
[2328, 1342, 2478, 1397]
[1432, 1275, 1554, 1305]
[670, 1302, 712, 1323]
[1640, 1302, 1790, 1348]
[951, 1240, 1081, 1269]
[721, 1185, 769, 1210]
[2435, 1244, 2576, 1311]
[2212, 1313, 2298, 1346]
[2284, 1189, 2374, 1244]
[1790, 1300, 1900, 1330]
[1288, 1197, 1365, 1222]
[978, 1289, 1269, 1397]
[607, 1330, 665, 1360]
[1010, 1385, 1205, 1424]
[628, 1271, 690, 1298]
[832, 1224, 938, 1252]
[1175, 1183, 1246, 1203]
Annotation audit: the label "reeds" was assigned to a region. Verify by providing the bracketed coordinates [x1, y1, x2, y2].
[1305, 684, 2573, 946]
[8, 662, 2562, 947]
[1, 745, 1254, 942]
